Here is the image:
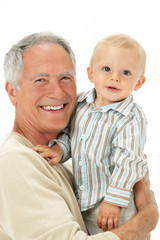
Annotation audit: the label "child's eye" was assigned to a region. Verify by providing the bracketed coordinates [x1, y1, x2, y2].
[123, 70, 131, 76]
[102, 67, 110, 72]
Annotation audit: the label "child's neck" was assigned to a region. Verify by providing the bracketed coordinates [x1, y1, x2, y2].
[94, 98, 113, 108]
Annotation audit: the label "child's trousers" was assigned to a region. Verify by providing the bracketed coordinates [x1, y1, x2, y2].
[82, 191, 137, 235]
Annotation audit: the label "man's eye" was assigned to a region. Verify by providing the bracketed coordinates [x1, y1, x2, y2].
[102, 67, 110, 72]
[123, 70, 131, 76]
[60, 76, 72, 81]
[35, 78, 45, 82]
[61, 76, 69, 80]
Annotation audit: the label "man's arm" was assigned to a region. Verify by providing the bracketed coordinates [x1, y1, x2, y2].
[111, 181, 159, 240]
[0, 149, 158, 240]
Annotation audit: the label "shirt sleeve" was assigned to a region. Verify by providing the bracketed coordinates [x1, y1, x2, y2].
[0, 149, 120, 240]
[104, 115, 148, 208]
[49, 123, 71, 162]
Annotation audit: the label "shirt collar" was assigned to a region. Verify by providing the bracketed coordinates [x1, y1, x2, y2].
[77, 88, 134, 117]
[77, 89, 94, 103]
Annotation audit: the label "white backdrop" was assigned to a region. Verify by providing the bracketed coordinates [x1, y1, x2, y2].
[0, 0, 159, 238]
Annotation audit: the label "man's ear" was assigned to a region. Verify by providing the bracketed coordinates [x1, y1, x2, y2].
[5, 81, 18, 106]
[134, 76, 146, 91]
[87, 66, 94, 83]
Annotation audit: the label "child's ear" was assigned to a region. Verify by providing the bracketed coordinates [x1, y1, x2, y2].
[5, 81, 18, 106]
[134, 76, 146, 91]
[87, 66, 94, 83]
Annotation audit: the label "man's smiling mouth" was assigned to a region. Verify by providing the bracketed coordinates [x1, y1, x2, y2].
[41, 104, 64, 111]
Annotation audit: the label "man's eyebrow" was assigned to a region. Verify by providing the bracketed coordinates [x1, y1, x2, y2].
[31, 72, 75, 81]
[59, 72, 74, 77]
[33, 73, 50, 79]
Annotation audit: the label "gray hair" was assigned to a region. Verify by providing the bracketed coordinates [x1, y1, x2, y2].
[3, 32, 76, 89]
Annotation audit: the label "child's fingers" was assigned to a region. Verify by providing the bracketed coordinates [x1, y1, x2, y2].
[33, 145, 50, 151]
[40, 152, 48, 158]
[40, 151, 54, 158]
[32, 146, 45, 152]
[39, 152, 61, 165]
[101, 217, 108, 232]
[48, 159, 59, 165]
[114, 217, 119, 229]
[108, 217, 114, 230]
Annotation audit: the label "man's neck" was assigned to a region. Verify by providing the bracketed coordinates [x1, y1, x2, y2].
[12, 121, 58, 146]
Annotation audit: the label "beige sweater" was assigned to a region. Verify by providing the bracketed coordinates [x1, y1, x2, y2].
[0, 132, 119, 240]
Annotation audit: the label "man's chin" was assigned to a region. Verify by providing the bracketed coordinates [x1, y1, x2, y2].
[49, 119, 69, 131]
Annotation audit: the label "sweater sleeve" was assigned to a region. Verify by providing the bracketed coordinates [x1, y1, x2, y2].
[0, 149, 119, 240]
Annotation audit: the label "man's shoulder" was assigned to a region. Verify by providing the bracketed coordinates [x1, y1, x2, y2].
[0, 132, 74, 188]
[0, 132, 36, 167]
[0, 132, 33, 151]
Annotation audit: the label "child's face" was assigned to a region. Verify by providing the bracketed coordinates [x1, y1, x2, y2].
[88, 46, 145, 107]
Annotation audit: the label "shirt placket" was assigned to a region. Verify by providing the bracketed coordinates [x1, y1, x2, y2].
[77, 111, 91, 208]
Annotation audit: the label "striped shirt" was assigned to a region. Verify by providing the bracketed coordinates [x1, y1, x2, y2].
[51, 88, 148, 211]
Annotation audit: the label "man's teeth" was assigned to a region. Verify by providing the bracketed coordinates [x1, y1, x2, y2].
[42, 105, 64, 110]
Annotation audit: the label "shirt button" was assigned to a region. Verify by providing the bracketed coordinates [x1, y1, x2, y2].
[79, 185, 84, 190]
[79, 161, 83, 166]
[81, 134, 85, 139]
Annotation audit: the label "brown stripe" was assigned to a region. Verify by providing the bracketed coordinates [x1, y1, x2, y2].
[110, 150, 124, 186]
[106, 192, 130, 200]
[107, 113, 121, 166]
[116, 116, 134, 136]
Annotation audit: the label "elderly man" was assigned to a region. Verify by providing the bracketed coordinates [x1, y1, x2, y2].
[0, 32, 158, 240]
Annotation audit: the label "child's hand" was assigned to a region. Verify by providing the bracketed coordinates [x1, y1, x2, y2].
[97, 201, 120, 232]
[32, 144, 63, 165]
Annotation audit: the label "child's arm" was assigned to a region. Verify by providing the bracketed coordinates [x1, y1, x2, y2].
[33, 144, 64, 165]
[97, 201, 120, 232]
[104, 113, 148, 210]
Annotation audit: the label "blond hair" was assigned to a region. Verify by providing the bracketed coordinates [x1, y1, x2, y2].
[90, 34, 146, 74]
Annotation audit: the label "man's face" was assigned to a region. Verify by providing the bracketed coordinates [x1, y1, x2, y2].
[12, 44, 77, 137]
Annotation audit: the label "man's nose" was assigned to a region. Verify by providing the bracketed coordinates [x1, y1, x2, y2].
[47, 81, 66, 99]
[110, 72, 120, 82]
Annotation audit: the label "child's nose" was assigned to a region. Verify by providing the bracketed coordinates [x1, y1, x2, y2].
[110, 72, 120, 82]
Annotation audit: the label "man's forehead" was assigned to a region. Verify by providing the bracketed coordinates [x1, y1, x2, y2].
[22, 44, 75, 78]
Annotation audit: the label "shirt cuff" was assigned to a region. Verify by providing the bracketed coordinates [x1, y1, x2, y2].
[104, 186, 131, 208]
[49, 139, 70, 162]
